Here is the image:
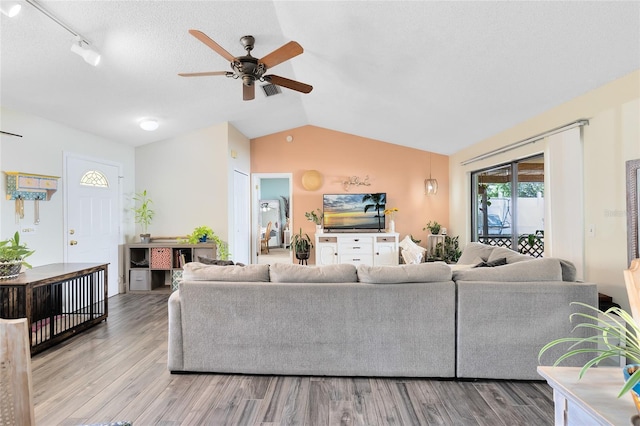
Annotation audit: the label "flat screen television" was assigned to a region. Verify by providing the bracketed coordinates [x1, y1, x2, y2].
[323, 193, 386, 232]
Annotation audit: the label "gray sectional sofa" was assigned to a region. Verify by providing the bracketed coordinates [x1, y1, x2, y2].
[168, 243, 598, 380]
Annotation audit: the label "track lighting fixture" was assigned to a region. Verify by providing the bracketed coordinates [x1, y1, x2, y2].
[0, 1, 21, 17]
[25, 0, 101, 66]
[71, 39, 101, 66]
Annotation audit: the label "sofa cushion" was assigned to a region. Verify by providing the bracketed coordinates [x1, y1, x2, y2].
[475, 257, 507, 268]
[357, 263, 452, 284]
[487, 246, 532, 264]
[182, 262, 269, 282]
[197, 256, 235, 266]
[457, 242, 496, 265]
[270, 263, 358, 283]
[452, 258, 563, 282]
[558, 259, 577, 282]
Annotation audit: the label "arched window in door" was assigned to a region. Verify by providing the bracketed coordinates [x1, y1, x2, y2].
[80, 170, 109, 188]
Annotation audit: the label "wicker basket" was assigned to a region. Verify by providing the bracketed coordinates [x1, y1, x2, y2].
[0, 261, 22, 280]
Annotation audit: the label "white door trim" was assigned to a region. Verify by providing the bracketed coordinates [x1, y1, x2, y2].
[251, 173, 292, 264]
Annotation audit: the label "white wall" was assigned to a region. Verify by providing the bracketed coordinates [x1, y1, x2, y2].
[0, 107, 136, 275]
[449, 70, 640, 311]
[135, 122, 250, 251]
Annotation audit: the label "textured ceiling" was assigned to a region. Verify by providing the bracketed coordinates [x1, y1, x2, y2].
[1, 1, 638, 154]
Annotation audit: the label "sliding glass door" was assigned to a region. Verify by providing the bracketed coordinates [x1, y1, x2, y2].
[472, 155, 545, 257]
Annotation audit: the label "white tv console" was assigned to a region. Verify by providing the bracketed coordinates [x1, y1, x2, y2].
[315, 232, 399, 266]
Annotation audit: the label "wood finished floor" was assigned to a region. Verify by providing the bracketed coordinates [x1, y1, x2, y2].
[31, 293, 554, 425]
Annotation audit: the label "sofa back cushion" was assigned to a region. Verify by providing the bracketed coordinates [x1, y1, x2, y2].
[357, 263, 452, 284]
[452, 258, 563, 282]
[270, 263, 358, 283]
[457, 242, 496, 265]
[486, 246, 532, 264]
[182, 262, 270, 282]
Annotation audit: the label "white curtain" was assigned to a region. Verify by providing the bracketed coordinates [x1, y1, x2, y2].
[544, 127, 584, 280]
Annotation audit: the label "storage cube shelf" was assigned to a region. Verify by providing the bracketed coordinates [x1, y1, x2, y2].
[125, 243, 216, 292]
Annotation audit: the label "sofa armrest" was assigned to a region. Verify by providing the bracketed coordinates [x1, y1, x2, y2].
[167, 290, 184, 372]
[456, 280, 598, 380]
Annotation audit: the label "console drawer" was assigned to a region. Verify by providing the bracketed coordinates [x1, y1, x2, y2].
[339, 242, 373, 254]
[339, 254, 374, 266]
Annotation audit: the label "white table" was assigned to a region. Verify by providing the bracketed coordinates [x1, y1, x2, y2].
[537, 366, 637, 425]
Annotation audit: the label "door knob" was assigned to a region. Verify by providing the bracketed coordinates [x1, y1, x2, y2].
[70, 240, 78, 245]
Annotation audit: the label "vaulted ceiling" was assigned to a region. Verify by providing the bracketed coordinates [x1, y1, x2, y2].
[1, 1, 638, 154]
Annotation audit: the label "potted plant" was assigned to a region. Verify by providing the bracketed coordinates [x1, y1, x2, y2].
[539, 302, 640, 406]
[133, 190, 154, 243]
[290, 228, 313, 262]
[519, 230, 544, 256]
[185, 225, 214, 243]
[435, 235, 462, 263]
[0, 231, 35, 279]
[182, 226, 230, 260]
[423, 220, 442, 235]
[305, 209, 322, 232]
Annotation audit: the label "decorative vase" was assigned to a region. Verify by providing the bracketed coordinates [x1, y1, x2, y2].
[388, 219, 395, 232]
[140, 234, 151, 244]
[199, 235, 208, 243]
[316, 224, 322, 233]
[0, 260, 22, 280]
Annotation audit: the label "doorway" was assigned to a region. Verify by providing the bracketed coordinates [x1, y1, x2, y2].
[251, 173, 293, 265]
[64, 153, 122, 296]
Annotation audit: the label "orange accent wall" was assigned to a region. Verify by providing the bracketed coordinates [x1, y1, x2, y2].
[251, 125, 449, 254]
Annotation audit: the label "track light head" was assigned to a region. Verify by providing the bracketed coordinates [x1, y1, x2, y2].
[0, 2, 21, 17]
[71, 40, 101, 66]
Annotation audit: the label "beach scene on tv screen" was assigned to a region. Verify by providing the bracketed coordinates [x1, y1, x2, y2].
[323, 193, 385, 229]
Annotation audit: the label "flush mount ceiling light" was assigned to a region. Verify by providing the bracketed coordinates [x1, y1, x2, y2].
[139, 119, 159, 131]
[25, 0, 101, 66]
[0, 1, 22, 17]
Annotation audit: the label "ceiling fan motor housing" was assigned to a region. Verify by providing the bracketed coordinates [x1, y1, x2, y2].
[232, 55, 266, 86]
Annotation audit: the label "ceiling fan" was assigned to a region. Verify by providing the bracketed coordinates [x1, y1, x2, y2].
[179, 30, 313, 101]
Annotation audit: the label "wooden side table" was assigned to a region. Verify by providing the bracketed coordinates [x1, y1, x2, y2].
[538, 366, 636, 425]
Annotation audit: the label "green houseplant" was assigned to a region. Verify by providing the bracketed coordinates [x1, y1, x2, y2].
[435, 235, 462, 263]
[182, 226, 229, 260]
[423, 220, 442, 235]
[133, 190, 154, 243]
[0, 231, 35, 279]
[305, 209, 322, 226]
[290, 228, 313, 261]
[539, 302, 640, 399]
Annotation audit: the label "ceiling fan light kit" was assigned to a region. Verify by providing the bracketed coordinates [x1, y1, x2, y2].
[179, 30, 313, 101]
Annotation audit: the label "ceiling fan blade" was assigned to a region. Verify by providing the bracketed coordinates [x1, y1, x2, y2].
[243, 84, 255, 101]
[265, 75, 313, 94]
[178, 71, 232, 77]
[188, 29, 236, 62]
[259, 41, 303, 69]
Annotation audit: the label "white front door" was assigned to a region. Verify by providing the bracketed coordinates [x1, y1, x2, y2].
[64, 154, 121, 296]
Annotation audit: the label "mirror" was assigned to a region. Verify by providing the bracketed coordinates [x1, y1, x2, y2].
[259, 199, 281, 248]
[628, 159, 640, 265]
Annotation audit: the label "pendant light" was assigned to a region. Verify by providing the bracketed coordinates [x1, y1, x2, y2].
[425, 153, 438, 195]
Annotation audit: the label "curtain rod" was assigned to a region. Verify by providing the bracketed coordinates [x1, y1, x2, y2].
[461, 119, 589, 166]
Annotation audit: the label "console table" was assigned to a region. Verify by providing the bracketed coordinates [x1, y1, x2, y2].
[315, 232, 399, 266]
[0, 263, 108, 354]
[537, 366, 636, 425]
